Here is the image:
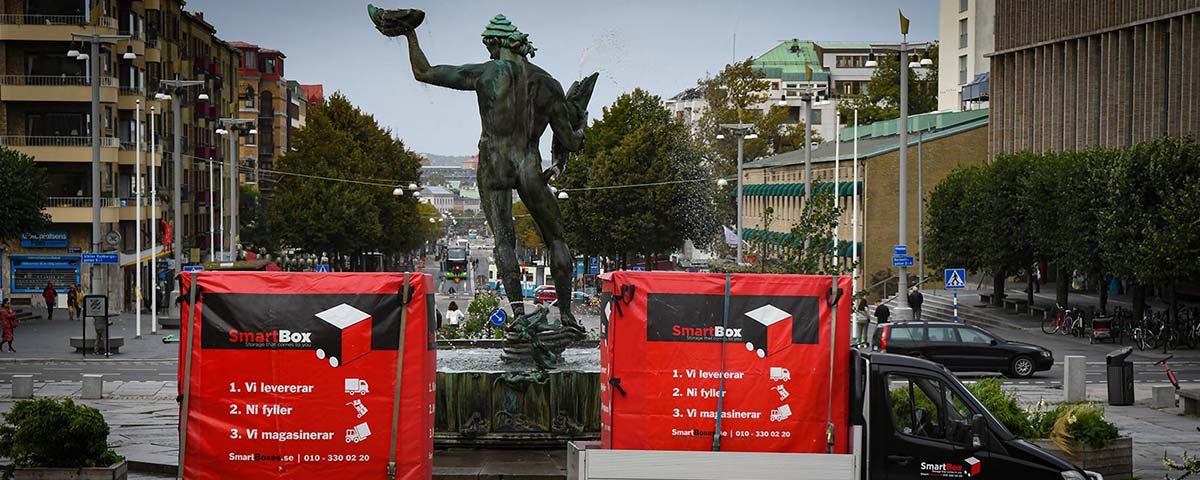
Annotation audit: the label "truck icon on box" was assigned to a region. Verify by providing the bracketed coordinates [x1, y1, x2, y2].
[345, 378, 370, 395]
[770, 404, 792, 422]
[743, 304, 794, 358]
[345, 422, 371, 443]
[769, 367, 791, 382]
[314, 304, 373, 368]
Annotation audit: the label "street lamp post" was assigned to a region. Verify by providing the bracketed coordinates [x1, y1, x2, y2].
[868, 16, 932, 321]
[218, 118, 256, 260]
[71, 30, 131, 298]
[717, 123, 756, 264]
[150, 106, 158, 333]
[156, 78, 206, 318]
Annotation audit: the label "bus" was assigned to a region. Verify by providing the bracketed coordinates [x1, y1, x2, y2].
[443, 247, 469, 283]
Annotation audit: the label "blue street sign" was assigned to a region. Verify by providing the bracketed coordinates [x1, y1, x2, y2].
[182, 265, 205, 272]
[314, 264, 331, 273]
[945, 268, 967, 290]
[588, 257, 601, 274]
[489, 309, 507, 327]
[893, 245, 908, 256]
[81, 252, 119, 264]
[574, 260, 584, 276]
[631, 266, 646, 271]
[891, 255, 915, 268]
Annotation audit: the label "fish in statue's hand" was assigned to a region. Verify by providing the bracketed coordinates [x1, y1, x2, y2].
[367, 4, 424, 37]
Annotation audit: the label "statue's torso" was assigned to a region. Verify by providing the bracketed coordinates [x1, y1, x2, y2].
[475, 59, 555, 156]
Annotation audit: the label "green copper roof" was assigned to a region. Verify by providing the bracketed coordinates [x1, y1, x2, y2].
[753, 39, 826, 81]
[839, 109, 990, 141]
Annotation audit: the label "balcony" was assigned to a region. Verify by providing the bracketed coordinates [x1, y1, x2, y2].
[0, 136, 119, 163]
[144, 37, 161, 62]
[118, 197, 162, 222]
[118, 141, 162, 167]
[0, 75, 118, 103]
[45, 197, 120, 223]
[118, 85, 147, 109]
[0, 15, 117, 41]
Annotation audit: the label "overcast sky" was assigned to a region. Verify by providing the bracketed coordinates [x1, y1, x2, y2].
[189, 0, 937, 156]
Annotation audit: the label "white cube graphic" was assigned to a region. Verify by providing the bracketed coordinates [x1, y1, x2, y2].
[314, 304, 373, 368]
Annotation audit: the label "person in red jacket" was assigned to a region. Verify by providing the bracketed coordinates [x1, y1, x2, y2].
[1, 299, 18, 352]
[42, 281, 57, 320]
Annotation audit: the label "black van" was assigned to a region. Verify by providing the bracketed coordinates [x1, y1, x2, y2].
[872, 321, 1054, 378]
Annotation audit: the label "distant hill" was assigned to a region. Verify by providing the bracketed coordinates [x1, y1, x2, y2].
[419, 153, 474, 167]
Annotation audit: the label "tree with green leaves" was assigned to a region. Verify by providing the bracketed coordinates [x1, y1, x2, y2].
[557, 88, 718, 267]
[512, 201, 543, 251]
[836, 45, 938, 125]
[0, 146, 49, 242]
[268, 92, 424, 267]
[926, 165, 987, 273]
[696, 59, 821, 175]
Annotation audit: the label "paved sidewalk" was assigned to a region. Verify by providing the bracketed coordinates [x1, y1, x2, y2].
[0, 381, 567, 479]
[0, 311, 177, 361]
[1003, 382, 1200, 479]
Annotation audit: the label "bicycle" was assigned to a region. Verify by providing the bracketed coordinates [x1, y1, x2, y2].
[1154, 355, 1180, 407]
[1130, 313, 1157, 351]
[1042, 303, 1078, 335]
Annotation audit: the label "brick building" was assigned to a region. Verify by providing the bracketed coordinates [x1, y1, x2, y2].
[740, 110, 990, 295]
[989, 0, 1200, 154]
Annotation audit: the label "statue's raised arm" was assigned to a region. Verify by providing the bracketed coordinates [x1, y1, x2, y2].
[369, 4, 484, 91]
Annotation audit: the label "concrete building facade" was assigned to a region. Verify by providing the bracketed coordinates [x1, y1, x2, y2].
[990, 0, 1200, 155]
[938, 0, 994, 111]
[0, 0, 240, 310]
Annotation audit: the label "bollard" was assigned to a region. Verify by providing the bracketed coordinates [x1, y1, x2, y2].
[12, 375, 34, 399]
[81, 374, 104, 400]
[1063, 355, 1087, 403]
[1151, 385, 1175, 409]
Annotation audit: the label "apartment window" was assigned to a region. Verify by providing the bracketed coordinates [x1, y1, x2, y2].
[245, 51, 256, 70]
[243, 87, 255, 108]
[809, 109, 822, 125]
[265, 57, 276, 74]
[959, 19, 968, 49]
[959, 0, 968, 12]
[835, 55, 866, 68]
[958, 55, 968, 85]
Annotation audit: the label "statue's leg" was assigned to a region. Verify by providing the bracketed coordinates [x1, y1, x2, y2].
[515, 162, 578, 328]
[480, 187, 524, 315]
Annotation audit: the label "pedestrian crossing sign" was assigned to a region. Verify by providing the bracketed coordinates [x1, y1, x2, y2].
[945, 268, 967, 290]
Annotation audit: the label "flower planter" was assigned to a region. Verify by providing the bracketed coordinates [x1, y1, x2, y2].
[12, 460, 128, 480]
[1033, 436, 1132, 480]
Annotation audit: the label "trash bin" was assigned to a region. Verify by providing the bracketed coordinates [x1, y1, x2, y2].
[1106, 346, 1134, 406]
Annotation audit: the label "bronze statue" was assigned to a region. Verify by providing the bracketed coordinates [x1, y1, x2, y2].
[370, 6, 595, 344]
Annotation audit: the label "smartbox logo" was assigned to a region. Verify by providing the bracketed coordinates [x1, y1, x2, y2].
[918, 457, 980, 478]
[646, 293, 820, 347]
[227, 329, 314, 346]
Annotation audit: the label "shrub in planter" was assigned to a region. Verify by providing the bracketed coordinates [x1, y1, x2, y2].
[1049, 403, 1120, 453]
[0, 398, 123, 479]
[966, 378, 1034, 437]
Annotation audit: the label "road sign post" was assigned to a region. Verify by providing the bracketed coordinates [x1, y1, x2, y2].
[944, 269, 966, 322]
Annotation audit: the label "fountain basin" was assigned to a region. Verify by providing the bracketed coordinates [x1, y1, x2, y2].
[435, 347, 600, 447]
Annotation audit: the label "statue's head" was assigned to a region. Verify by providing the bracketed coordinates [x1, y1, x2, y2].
[482, 14, 536, 60]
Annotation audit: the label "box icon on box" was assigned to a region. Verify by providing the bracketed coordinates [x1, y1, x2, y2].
[743, 304, 794, 358]
[965, 456, 981, 476]
[315, 304, 373, 368]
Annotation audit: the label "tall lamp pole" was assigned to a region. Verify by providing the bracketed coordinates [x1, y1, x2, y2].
[866, 12, 933, 321]
[156, 78, 206, 317]
[717, 124, 757, 264]
[218, 118, 256, 260]
[149, 106, 159, 334]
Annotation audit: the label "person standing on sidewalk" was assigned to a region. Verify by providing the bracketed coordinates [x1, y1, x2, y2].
[67, 284, 79, 321]
[908, 287, 924, 321]
[1, 300, 18, 352]
[874, 302, 891, 324]
[42, 281, 57, 320]
[74, 283, 84, 320]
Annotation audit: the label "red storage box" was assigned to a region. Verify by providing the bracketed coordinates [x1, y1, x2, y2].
[599, 271, 851, 454]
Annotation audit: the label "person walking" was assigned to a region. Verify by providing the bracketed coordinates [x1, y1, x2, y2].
[445, 301, 466, 328]
[67, 284, 79, 321]
[874, 302, 891, 324]
[42, 281, 57, 320]
[74, 283, 84, 320]
[1, 300, 18, 352]
[908, 287, 925, 321]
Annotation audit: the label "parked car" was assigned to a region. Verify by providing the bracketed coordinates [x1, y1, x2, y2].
[871, 322, 1053, 378]
[533, 285, 557, 304]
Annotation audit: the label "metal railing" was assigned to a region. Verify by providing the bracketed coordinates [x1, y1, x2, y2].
[0, 136, 120, 148]
[46, 197, 117, 208]
[97, 16, 117, 29]
[0, 14, 87, 25]
[0, 75, 116, 87]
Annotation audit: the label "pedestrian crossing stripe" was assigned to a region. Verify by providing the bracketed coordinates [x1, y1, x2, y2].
[945, 268, 966, 289]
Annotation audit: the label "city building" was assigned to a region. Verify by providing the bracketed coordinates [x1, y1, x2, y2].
[665, 39, 933, 141]
[421, 186, 456, 212]
[740, 109, 990, 298]
[937, 0, 994, 111]
[0, 0, 240, 310]
[421, 164, 477, 187]
[989, 1, 1200, 155]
